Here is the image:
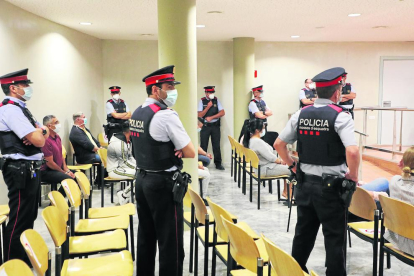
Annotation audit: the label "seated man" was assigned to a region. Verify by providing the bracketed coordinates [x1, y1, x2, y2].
[197, 119, 212, 166]
[69, 112, 102, 184]
[107, 124, 136, 205]
[198, 161, 211, 198]
[41, 115, 75, 194]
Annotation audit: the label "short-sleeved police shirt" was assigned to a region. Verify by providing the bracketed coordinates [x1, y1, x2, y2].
[340, 84, 355, 109]
[197, 98, 223, 123]
[248, 99, 270, 115]
[106, 99, 130, 115]
[0, 96, 43, 160]
[143, 98, 191, 171]
[278, 98, 356, 177]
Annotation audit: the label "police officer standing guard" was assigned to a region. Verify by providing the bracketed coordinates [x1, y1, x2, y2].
[198, 86, 225, 170]
[0, 69, 49, 265]
[339, 72, 356, 119]
[275, 67, 360, 276]
[299, 79, 317, 108]
[248, 85, 273, 120]
[105, 86, 131, 141]
[130, 65, 195, 276]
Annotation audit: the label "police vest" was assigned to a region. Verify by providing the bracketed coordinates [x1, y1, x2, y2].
[0, 99, 42, 156]
[297, 104, 346, 166]
[130, 102, 183, 171]
[249, 99, 267, 121]
[340, 83, 353, 106]
[299, 88, 317, 108]
[107, 99, 127, 125]
[201, 97, 219, 120]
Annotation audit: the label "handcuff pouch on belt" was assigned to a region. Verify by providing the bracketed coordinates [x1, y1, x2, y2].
[294, 161, 304, 189]
[5, 160, 43, 189]
[321, 173, 356, 208]
[172, 171, 192, 203]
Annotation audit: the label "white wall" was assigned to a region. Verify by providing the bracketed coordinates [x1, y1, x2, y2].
[0, 1, 104, 204]
[102, 40, 234, 164]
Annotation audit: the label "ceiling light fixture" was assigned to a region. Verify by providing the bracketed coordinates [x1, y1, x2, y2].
[196, 25, 206, 28]
[140, 34, 154, 36]
[79, 22, 92, 25]
[207, 11, 223, 14]
[348, 13, 361, 17]
[316, 26, 325, 29]
[372, 26, 387, 29]
[291, 35, 300, 38]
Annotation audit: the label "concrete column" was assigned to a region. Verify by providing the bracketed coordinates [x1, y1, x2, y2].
[158, 0, 198, 179]
[233, 37, 255, 137]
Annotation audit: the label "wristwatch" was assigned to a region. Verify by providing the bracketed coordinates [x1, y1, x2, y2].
[41, 127, 47, 136]
[288, 161, 296, 170]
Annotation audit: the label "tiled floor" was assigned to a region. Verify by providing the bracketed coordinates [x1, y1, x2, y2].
[31, 160, 412, 275]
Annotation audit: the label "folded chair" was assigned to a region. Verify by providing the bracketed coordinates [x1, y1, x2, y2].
[221, 216, 272, 276]
[378, 195, 414, 276]
[206, 197, 260, 276]
[262, 234, 318, 276]
[42, 205, 126, 263]
[0, 259, 34, 276]
[21, 229, 133, 276]
[99, 148, 134, 206]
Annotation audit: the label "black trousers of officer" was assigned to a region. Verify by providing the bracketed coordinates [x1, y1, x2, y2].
[3, 162, 40, 266]
[135, 171, 184, 276]
[200, 123, 222, 166]
[292, 178, 347, 276]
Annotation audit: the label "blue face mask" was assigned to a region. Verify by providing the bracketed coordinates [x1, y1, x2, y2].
[16, 86, 33, 101]
[161, 89, 178, 107]
[83, 118, 87, 125]
[260, 129, 266, 137]
[197, 128, 201, 132]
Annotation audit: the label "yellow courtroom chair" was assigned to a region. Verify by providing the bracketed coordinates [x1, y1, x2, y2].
[378, 195, 414, 275]
[228, 135, 237, 180]
[0, 259, 34, 276]
[347, 187, 382, 274]
[221, 216, 272, 276]
[262, 234, 318, 276]
[75, 171, 135, 260]
[98, 148, 134, 206]
[21, 229, 133, 276]
[98, 132, 108, 147]
[245, 148, 289, 209]
[206, 197, 260, 275]
[0, 205, 9, 216]
[0, 215, 8, 266]
[42, 206, 126, 261]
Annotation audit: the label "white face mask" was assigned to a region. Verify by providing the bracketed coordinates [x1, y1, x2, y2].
[260, 129, 266, 137]
[197, 128, 201, 132]
[15, 86, 33, 101]
[208, 94, 215, 100]
[161, 89, 178, 107]
[54, 123, 62, 133]
[309, 82, 316, 90]
[259, 92, 264, 98]
[112, 94, 120, 100]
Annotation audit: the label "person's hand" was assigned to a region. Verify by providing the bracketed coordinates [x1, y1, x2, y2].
[68, 171, 75, 179]
[93, 146, 99, 152]
[345, 171, 358, 182]
[206, 153, 212, 159]
[373, 191, 389, 201]
[205, 117, 213, 122]
[207, 101, 213, 108]
[175, 149, 183, 158]
[290, 163, 297, 174]
[198, 163, 204, 170]
[22, 137, 32, 146]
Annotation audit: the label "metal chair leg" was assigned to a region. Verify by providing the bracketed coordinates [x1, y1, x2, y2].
[189, 204, 195, 272]
[204, 214, 209, 276]
[110, 182, 114, 203]
[287, 184, 295, 232]
[194, 220, 199, 276]
[55, 247, 62, 276]
[129, 215, 135, 261]
[257, 258, 264, 276]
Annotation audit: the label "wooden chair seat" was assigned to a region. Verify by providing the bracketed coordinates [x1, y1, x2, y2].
[104, 176, 133, 182]
[385, 243, 414, 261]
[88, 203, 135, 219]
[0, 259, 34, 276]
[75, 215, 129, 234]
[0, 205, 9, 216]
[348, 221, 380, 239]
[69, 229, 126, 254]
[61, 250, 133, 276]
[196, 225, 226, 245]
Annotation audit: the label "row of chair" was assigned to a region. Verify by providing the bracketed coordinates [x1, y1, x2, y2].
[0, 205, 10, 266]
[227, 136, 291, 210]
[347, 186, 414, 275]
[185, 185, 318, 276]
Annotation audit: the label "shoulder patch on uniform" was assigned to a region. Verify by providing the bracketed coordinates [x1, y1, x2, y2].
[301, 88, 307, 91]
[120, 99, 124, 102]
[149, 104, 161, 113]
[201, 97, 207, 100]
[328, 104, 343, 113]
[107, 99, 113, 103]
[346, 83, 351, 86]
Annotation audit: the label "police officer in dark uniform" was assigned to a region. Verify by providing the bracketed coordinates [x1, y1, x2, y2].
[0, 69, 49, 265]
[105, 86, 131, 141]
[339, 73, 356, 119]
[130, 65, 195, 276]
[198, 86, 225, 170]
[275, 67, 360, 276]
[299, 79, 317, 108]
[248, 85, 273, 121]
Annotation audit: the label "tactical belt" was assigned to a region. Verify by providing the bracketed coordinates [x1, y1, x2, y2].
[138, 169, 177, 176]
[205, 121, 220, 127]
[302, 174, 323, 184]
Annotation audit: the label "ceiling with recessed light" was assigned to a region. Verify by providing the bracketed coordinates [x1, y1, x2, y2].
[5, 0, 414, 41]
